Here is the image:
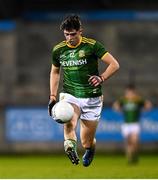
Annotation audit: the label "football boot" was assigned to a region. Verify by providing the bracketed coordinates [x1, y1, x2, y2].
[64, 139, 80, 165]
[82, 147, 95, 167]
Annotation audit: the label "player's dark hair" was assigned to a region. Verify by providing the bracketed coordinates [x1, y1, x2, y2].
[126, 83, 136, 90]
[60, 14, 82, 31]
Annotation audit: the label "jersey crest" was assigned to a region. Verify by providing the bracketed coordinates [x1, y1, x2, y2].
[79, 50, 85, 58]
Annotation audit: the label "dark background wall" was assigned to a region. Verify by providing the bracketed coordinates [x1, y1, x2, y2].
[1, 0, 158, 19]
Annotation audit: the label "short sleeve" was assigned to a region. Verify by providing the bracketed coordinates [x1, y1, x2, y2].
[51, 48, 60, 67]
[93, 41, 108, 59]
[118, 97, 124, 107]
[139, 98, 145, 107]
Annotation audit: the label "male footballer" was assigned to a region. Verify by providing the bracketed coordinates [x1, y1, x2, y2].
[48, 14, 119, 166]
[113, 84, 152, 164]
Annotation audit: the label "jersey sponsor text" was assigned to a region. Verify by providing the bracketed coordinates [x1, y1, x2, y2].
[60, 59, 87, 67]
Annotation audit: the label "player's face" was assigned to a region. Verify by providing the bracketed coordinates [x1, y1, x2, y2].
[125, 89, 136, 99]
[64, 29, 82, 46]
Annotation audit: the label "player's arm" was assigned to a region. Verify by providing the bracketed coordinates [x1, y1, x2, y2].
[143, 100, 152, 111]
[100, 52, 119, 81]
[113, 101, 122, 112]
[50, 64, 60, 100]
[88, 52, 119, 87]
[48, 64, 60, 116]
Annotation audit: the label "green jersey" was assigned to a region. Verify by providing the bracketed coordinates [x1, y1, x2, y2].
[51, 37, 107, 98]
[118, 96, 145, 123]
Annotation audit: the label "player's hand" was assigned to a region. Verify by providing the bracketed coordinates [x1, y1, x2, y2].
[88, 75, 104, 87]
[48, 99, 56, 116]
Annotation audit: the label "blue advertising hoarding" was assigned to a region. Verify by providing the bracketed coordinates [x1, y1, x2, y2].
[5, 107, 158, 142]
[5, 108, 64, 141]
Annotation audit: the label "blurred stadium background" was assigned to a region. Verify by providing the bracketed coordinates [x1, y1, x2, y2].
[0, 0, 158, 167]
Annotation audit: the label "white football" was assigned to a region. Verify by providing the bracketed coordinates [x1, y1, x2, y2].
[52, 101, 74, 124]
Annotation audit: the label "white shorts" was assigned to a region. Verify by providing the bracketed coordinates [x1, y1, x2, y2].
[121, 123, 140, 138]
[59, 93, 103, 121]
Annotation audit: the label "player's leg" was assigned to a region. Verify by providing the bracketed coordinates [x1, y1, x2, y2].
[129, 132, 139, 163]
[64, 104, 80, 165]
[121, 123, 132, 163]
[126, 123, 140, 164]
[80, 119, 98, 167]
[59, 93, 80, 165]
[126, 132, 139, 164]
[80, 96, 103, 167]
[126, 134, 133, 163]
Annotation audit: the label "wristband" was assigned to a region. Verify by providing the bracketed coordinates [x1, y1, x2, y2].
[50, 94, 56, 100]
[99, 76, 104, 82]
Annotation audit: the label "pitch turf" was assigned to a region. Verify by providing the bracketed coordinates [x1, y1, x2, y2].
[0, 153, 158, 178]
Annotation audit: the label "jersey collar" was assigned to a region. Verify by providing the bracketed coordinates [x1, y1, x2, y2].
[66, 36, 82, 48]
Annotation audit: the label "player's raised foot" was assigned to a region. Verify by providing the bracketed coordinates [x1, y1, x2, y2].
[65, 147, 80, 165]
[64, 139, 80, 165]
[82, 147, 95, 167]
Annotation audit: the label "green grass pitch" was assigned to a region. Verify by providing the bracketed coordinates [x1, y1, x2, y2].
[0, 153, 158, 178]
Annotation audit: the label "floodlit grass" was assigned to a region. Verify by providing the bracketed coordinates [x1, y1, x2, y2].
[0, 153, 158, 178]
